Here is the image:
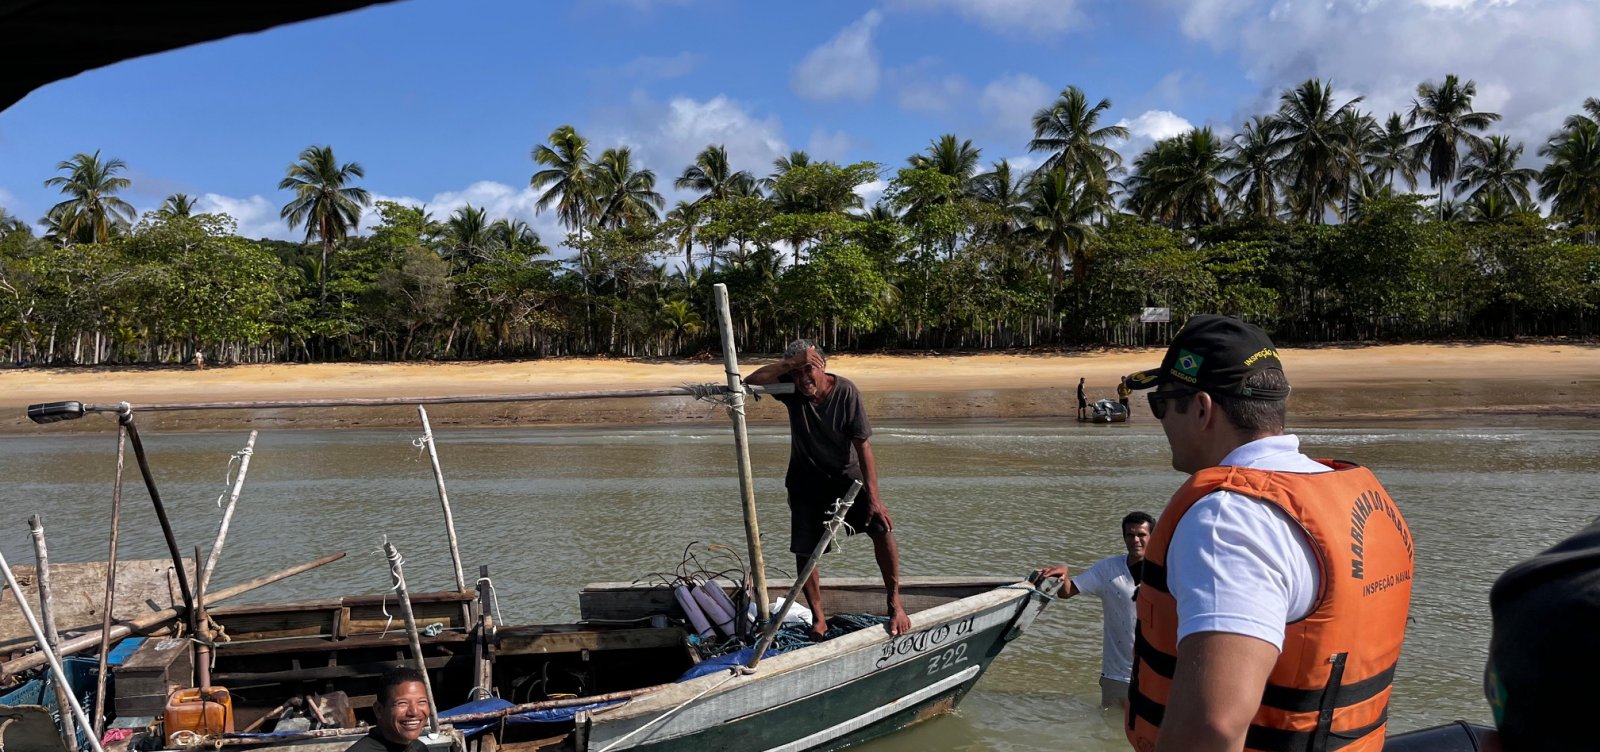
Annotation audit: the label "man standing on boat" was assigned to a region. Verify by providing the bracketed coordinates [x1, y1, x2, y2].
[1038, 511, 1156, 711]
[347, 667, 430, 751]
[745, 339, 913, 639]
[1122, 315, 1413, 752]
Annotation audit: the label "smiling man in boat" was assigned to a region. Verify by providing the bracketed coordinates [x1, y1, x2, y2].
[745, 339, 913, 639]
[347, 666, 431, 751]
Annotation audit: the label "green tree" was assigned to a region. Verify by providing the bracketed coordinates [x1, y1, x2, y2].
[157, 193, 197, 219]
[1368, 113, 1421, 194]
[676, 145, 755, 204]
[1274, 79, 1363, 224]
[1024, 168, 1108, 286]
[42, 150, 135, 244]
[589, 146, 664, 228]
[1539, 118, 1600, 237]
[1225, 116, 1286, 221]
[1028, 85, 1128, 190]
[1406, 74, 1501, 218]
[1125, 127, 1231, 229]
[1455, 135, 1538, 206]
[908, 134, 982, 194]
[530, 125, 597, 238]
[278, 145, 372, 302]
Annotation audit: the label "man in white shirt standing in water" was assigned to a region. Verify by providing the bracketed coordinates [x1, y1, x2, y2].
[1040, 511, 1157, 711]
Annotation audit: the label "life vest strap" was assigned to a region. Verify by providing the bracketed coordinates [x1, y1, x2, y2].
[1261, 659, 1396, 713]
[1244, 709, 1387, 752]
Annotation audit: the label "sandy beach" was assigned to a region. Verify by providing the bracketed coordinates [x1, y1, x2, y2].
[1, 343, 1595, 433]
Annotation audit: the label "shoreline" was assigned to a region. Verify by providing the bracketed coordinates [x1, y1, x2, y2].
[2, 343, 1595, 434]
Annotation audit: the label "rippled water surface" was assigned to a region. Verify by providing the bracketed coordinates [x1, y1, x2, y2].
[2, 418, 1596, 750]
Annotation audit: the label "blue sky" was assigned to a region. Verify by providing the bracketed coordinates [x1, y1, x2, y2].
[2, 0, 1595, 248]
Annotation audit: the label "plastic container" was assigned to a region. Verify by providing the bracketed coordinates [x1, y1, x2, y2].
[164, 686, 234, 743]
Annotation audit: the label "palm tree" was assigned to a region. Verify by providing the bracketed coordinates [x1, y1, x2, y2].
[42, 150, 136, 243]
[1337, 110, 1381, 215]
[489, 218, 543, 256]
[909, 134, 982, 192]
[1561, 96, 1600, 131]
[1406, 74, 1501, 218]
[1028, 86, 1129, 190]
[973, 159, 1030, 242]
[531, 125, 596, 239]
[665, 201, 700, 275]
[157, 193, 197, 219]
[445, 204, 491, 269]
[763, 150, 812, 190]
[1274, 79, 1363, 224]
[675, 145, 755, 204]
[1224, 116, 1285, 220]
[1539, 118, 1600, 235]
[658, 298, 704, 353]
[1024, 168, 1109, 286]
[1455, 135, 1538, 207]
[278, 145, 372, 301]
[1368, 113, 1421, 193]
[589, 146, 664, 228]
[1126, 128, 1231, 229]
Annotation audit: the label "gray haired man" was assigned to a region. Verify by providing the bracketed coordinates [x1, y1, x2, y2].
[746, 340, 912, 639]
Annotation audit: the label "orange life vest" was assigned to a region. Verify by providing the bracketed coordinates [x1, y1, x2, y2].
[1126, 461, 1413, 752]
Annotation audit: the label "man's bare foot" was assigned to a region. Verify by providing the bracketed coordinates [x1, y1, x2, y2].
[888, 606, 912, 636]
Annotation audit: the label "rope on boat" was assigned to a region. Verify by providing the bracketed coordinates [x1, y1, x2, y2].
[216, 445, 254, 507]
[594, 668, 747, 752]
[475, 575, 504, 624]
[411, 433, 431, 461]
[374, 539, 403, 637]
[0, 716, 15, 752]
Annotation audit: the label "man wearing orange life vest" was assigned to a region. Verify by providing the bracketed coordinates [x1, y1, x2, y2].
[1121, 315, 1414, 752]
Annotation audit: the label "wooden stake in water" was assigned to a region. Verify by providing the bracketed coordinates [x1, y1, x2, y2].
[382, 540, 442, 735]
[199, 430, 258, 598]
[417, 407, 467, 596]
[92, 423, 127, 739]
[19, 519, 93, 752]
[713, 283, 770, 625]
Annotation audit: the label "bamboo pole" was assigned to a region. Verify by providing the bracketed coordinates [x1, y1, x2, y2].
[29, 515, 81, 751]
[417, 407, 467, 596]
[0, 543, 105, 752]
[199, 430, 258, 598]
[193, 546, 212, 688]
[746, 481, 861, 671]
[2, 552, 346, 678]
[713, 283, 770, 625]
[381, 540, 442, 735]
[92, 423, 127, 739]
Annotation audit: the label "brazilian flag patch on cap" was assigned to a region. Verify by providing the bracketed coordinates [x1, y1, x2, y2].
[1175, 349, 1204, 379]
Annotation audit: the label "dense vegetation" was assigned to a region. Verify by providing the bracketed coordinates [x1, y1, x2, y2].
[2, 76, 1597, 365]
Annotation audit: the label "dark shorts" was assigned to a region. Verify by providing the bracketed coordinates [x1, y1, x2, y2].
[1078, 397, 1087, 408]
[788, 481, 887, 555]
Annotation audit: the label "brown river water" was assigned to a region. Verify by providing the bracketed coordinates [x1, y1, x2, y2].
[2, 416, 1596, 750]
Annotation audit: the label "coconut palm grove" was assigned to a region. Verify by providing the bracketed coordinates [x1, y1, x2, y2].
[2, 76, 1598, 364]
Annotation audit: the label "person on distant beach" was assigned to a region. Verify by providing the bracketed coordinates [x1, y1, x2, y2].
[1121, 315, 1413, 752]
[193, 349, 205, 370]
[1117, 378, 1132, 420]
[745, 339, 912, 640]
[1077, 377, 1088, 422]
[346, 666, 429, 751]
[1038, 511, 1156, 711]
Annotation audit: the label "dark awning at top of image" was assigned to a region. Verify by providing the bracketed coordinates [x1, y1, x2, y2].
[0, 0, 401, 112]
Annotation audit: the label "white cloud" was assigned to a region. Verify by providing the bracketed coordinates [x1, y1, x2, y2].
[979, 73, 1053, 141]
[614, 52, 703, 81]
[807, 129, 857, 161]
[1117, 110, 1194, 142]
[855, 179, 887, 206]
[196, 193, 293, 240]
[600, 92, 790, 194]
[1145, 0, 1600, 150]
[893, 0, 1086, 36]
[791, 10, 883, 102]
[895, 74, 971, 115]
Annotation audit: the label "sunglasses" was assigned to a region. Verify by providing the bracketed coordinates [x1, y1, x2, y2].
[1146, 388, 1199, 420]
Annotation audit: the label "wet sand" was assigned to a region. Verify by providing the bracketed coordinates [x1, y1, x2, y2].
[1, 343, 1595, 433]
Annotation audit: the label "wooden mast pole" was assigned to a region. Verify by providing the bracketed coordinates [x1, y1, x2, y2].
[29, 515, 80, 751]
[416, 407, 469, 608]
[91, 423, 127, 739]
[382, 540, 442, 735]
[199, 430, 258, 597]
[712, 283, 769, 624]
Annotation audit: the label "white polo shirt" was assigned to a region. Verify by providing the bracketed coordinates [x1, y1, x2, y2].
[1167, 434, 1328, 649]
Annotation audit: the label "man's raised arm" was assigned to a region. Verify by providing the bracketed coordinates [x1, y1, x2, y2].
[744, 357, 793, 386]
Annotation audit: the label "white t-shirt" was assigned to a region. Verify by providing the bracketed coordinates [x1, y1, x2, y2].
[1167, 434, 1328, 649]
[1072, 554, 1139, 682]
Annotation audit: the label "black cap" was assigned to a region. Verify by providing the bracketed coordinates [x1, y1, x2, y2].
[1125, 315, 1290, 400]
[1485, 515, 1600, 749]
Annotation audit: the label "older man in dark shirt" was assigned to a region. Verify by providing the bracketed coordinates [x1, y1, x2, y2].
[746, 339, 912, 639]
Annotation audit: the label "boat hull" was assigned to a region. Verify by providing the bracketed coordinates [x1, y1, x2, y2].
[581, 581, 1050, 752]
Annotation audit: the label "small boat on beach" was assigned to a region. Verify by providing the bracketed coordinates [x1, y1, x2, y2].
[1089, 399, 1129, 424]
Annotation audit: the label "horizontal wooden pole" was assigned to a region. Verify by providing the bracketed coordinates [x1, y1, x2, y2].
[62, 383, 794, 415]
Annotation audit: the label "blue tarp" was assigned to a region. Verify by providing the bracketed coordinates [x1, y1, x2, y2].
[675, 647, 778, 681]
